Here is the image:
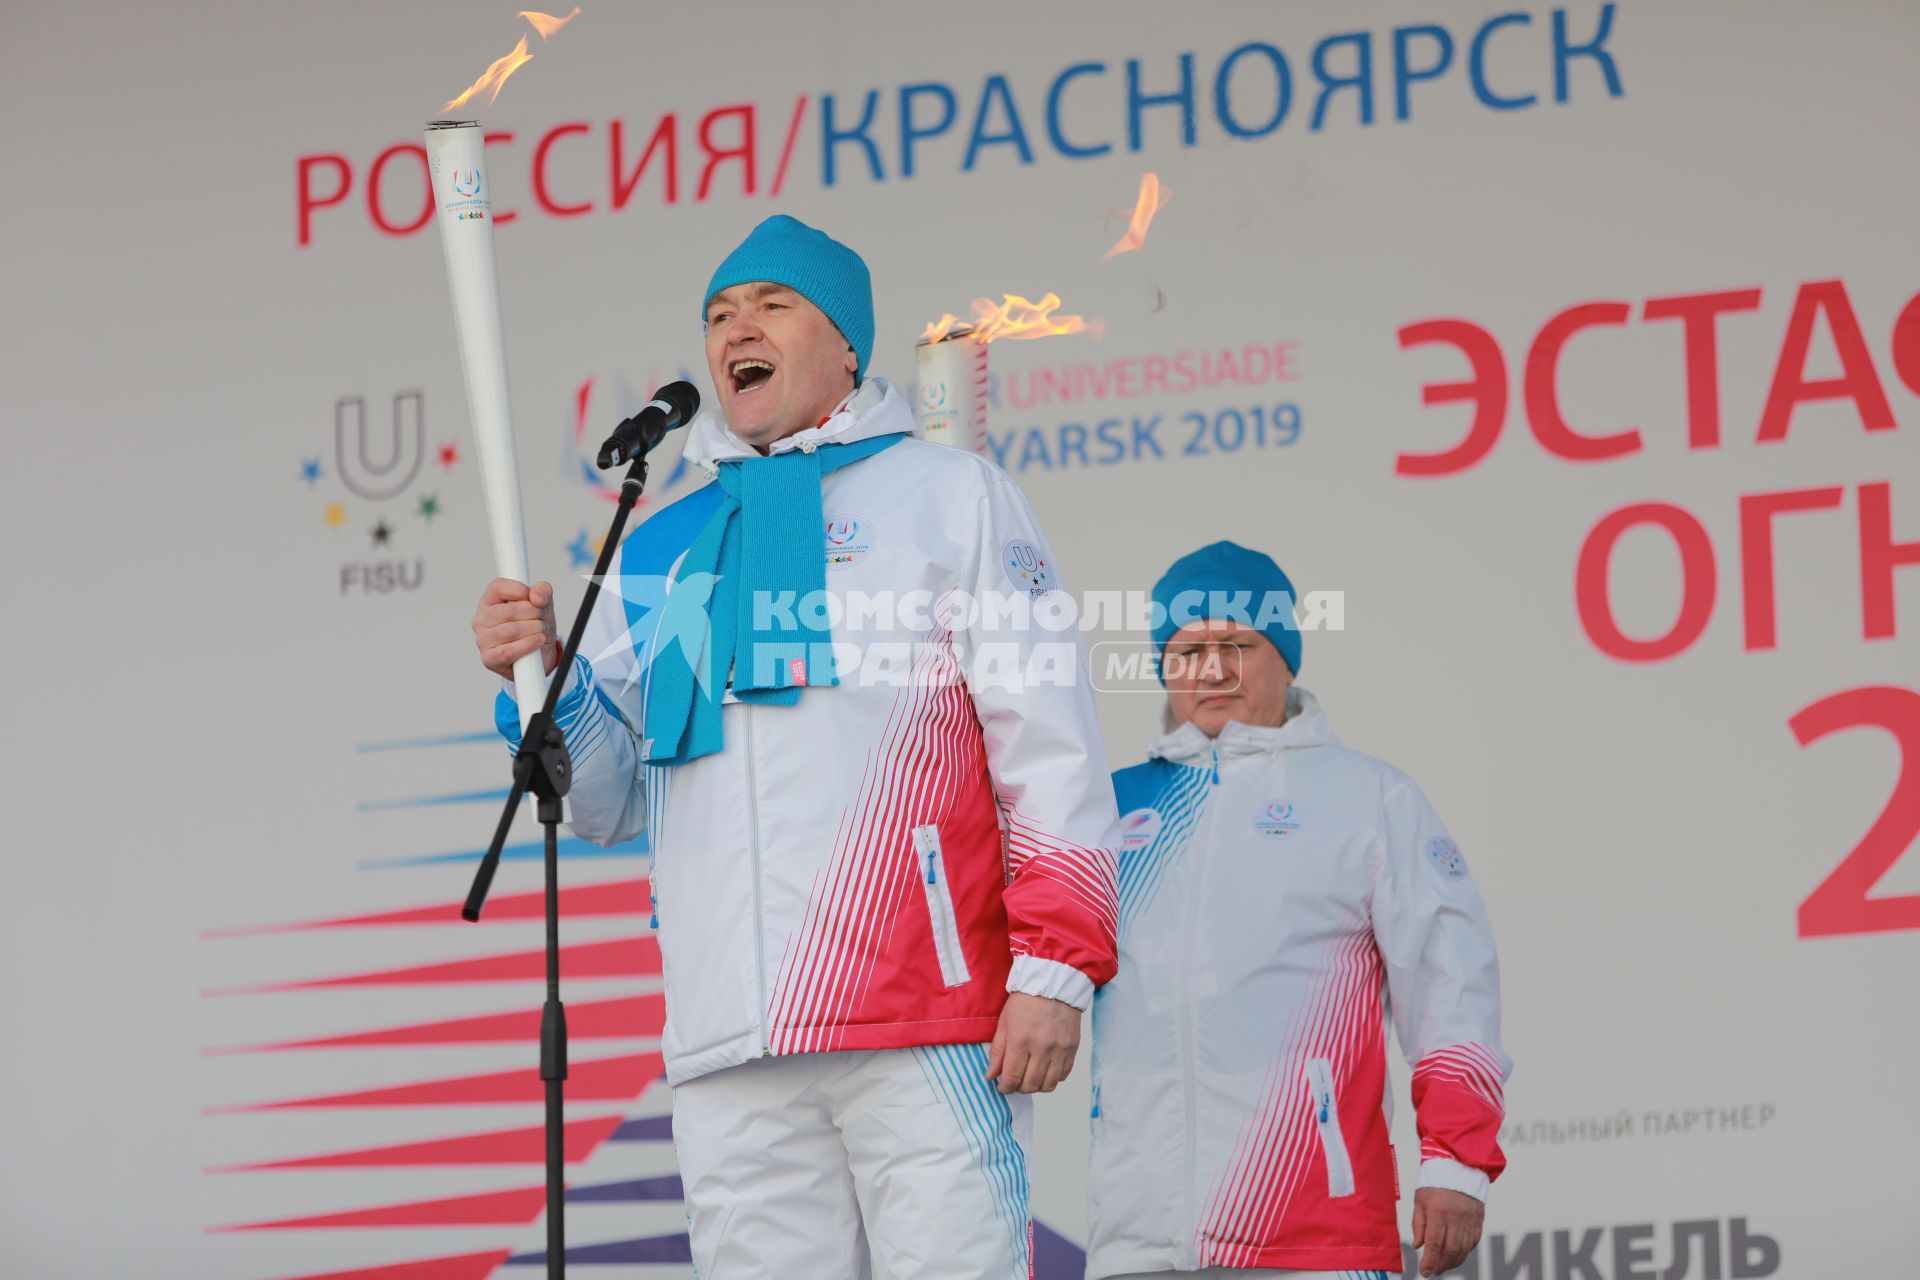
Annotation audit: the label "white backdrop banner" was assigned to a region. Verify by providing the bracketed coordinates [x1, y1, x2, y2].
[3, 1, 1916, 1276]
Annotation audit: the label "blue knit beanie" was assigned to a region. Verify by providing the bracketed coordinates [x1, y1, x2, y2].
[704, 215, 875, 379]
[1150, 540, 1302, 677]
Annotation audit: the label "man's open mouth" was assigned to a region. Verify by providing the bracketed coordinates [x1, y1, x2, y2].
[730, 359, 775, 394]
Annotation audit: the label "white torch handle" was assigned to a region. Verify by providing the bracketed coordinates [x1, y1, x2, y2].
[426, 121, 545, 729]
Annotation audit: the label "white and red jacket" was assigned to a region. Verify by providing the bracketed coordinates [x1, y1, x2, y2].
[1087, 689, 1509, 1276]
[496, 379, 1119, 1085]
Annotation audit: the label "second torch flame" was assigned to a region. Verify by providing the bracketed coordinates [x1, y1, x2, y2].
[921, 292, 1092, 346]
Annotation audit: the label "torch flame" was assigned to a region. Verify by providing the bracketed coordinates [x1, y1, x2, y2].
[1103, 172, 1171, 260]
[971, 292, 1090, 343]
[921, 294, 1093, 345]
[520, 6, 580, 39]
[442, 34, 534, 113]
[920, 314, 968, 344]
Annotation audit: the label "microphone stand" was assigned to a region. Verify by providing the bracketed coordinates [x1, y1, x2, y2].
[461, 445, 658, 1280]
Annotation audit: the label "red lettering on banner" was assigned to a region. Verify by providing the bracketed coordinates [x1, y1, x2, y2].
[611, 115, 679, 208]
[1791, 685, 1920, 938]
[1738, 487, 1845, 651]
[1575, 502, 1717, 662]
[771, 95, 809, 197]
[368, 143, 433, 237]
[697, 104, 757, 201]
[1859, 481, 1920, 641]
[1757, 279, 1895, 442]
[296, 154, 352, 248]
[534, 122, 594, 217]
[1525, 300, 1640, 461]
[484, 131, 518, 225]
[1394, 318, 1506, 476]
[1642, 287, 1764, 449]
[1143, 354, 1170, 397]
[1892, 292, 1920, 397]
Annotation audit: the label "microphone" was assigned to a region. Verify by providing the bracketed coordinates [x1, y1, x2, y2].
[597, 381, 701, 469]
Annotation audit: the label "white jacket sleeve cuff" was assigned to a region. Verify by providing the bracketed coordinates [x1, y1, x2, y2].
[1418, 1157, 1490, 1201]
[1006, 955, 1094, 1010]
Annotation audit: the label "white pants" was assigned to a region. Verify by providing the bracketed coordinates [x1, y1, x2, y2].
[672, 1043, 1034, 1279]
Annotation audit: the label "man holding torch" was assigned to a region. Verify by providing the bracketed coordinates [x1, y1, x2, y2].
[470, 215, 1119, 1278]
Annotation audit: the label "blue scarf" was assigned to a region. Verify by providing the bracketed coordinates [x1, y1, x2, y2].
[640, 430, 905, 766]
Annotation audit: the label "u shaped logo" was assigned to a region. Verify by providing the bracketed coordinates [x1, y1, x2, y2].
[335, 392, 424, 501]
[452, 169, 482, 197]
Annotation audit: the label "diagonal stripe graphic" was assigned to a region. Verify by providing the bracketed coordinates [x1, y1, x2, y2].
[206, 1053, 664, 1113]
[268, 1249, 511, 1280]
[360, 834, 644, 871]
[203, 879, 649, 938]
[207, 1115, 626, 1172]
[212, 1186, 547, 1231]
[206, 994, 665, 1054]
[202, 937, 661, 996]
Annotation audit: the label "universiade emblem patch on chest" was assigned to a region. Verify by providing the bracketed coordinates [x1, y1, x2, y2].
[824, 514, 873, 568]
[1254, 801, 1302, 839]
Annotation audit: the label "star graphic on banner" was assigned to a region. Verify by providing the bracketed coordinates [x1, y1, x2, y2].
[299, 457, 323, 486]
[418, 493, 441, 521]
[438, 442, 460, 470]
[566, 530, 594, 570]
[323, 500, 346, 529]
[370, 518, 392, 548]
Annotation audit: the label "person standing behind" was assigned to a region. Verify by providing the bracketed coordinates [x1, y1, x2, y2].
[1087, 541, 1510, 1280]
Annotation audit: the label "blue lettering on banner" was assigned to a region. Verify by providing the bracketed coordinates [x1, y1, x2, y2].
[312, 9, 1625, 246]
[818, 6, 1622, 186]
[981, 403, 1302, 475]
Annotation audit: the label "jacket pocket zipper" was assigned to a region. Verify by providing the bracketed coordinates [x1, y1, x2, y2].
[913, 824, 971, 988]
[1305, 1057, 1356, 1198]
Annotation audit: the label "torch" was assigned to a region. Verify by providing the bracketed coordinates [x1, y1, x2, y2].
[914, 323, 991, 454]
[915, 295, 1093, 452]
[425, 119, 544, 727]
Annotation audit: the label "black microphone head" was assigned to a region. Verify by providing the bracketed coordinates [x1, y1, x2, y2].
[655, 380, 701, 426]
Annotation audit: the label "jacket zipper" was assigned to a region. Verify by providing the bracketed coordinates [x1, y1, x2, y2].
[742, 702, 771, 1056]
[1181, 743, 1222, 1266]
[1305, 1057, 1357, 1197]
[913, 824, 971, 987]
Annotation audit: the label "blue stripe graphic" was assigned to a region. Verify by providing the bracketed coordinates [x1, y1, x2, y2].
[357, 832, 646, 870]
[1114, 760, 1213, 939]
[910, 1042, 1031, 1276]
[355, 729, 498, 752]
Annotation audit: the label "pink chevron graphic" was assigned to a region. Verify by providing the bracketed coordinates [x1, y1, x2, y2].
[208, 1115, 626, 1172]
[767, 621, 980, 1053]
[213, 1185, 547, 1232]
[1198, 930, 1383, 1266]
[1414, 1042, 1507, 1114]
[206, 1052, 663, 1113]
[206, 993, 666, 1054]
[203, 878, 649, 938]
[203, 937, 661, 996]
[268, 1249, 510, 1280]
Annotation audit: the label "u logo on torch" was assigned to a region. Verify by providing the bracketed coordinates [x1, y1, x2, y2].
[451, 169, 483, 197]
